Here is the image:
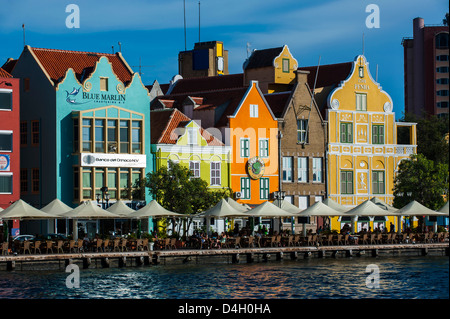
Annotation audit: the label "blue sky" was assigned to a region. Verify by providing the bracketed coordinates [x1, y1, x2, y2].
[0, 0, 448, 118]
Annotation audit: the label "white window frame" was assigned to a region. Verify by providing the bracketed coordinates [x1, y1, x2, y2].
[0, 173, 13, 194]
[210, 162, 221, 186]
[259, 177, 269, 200]
[250, 104, 259, 118]
[240, 177, 250, 199]
[187, 127, 197, 145]
[259, 138, 269, 158]
[312, 157, 323, 183]
[240, 138, 250, 158]
[356, 93, 367, 111]
[189, 161, 200, 178]
[0, 131, 13, 152]
[0, 89, 13, 111]
[297, 157, 308, 183]
[282, 156, 293, 182]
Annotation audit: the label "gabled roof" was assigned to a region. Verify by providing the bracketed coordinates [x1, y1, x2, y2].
[243, 47, 284, 70]
[264, 91, 292, 118]
[0, 67, 12, 78]
[152, 87, 249, 128]
[151, 108, 224, 146]
[25, 46, 134, 86]
[1, 58, 17, 75]
[298, 61, 352, 90]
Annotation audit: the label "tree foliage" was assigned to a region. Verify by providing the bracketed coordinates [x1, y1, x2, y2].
[400, 113, 449, 165]
[142, 161, 232, 215]
[393, 154, 449, 210]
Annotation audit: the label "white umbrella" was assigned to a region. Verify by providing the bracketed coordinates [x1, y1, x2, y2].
[395, 200, 445, 216]
[272, 199, 303, 214]
[106, 200, 135, 216]
[0, 199, 56, 220]
[322, 198, 350, 213]
[370, 197, 397, 213]
[197, 199, 248, 218]
[40, 198, 73, 236]
[346, 200, 396, 217]
[297, 201, 347, 217]
[438, 202, 449, 216]
[246, 201, 296, 218]
[128, 200, 185, 218]
[62, 201, 121, 219]
[41, 199, 73, 216]
[225, 197, 251, 212]
[61, 201, 121, 240]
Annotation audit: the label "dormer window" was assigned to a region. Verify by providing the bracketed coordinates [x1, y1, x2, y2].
[359, 66, 364, 78]
[282, 58, 290, 73]
[250, 104, 259, 118]
[100, 77, 109, 91]
[187, 127, 197, 145]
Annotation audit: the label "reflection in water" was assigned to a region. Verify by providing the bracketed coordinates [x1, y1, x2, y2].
[0, 256, 448, 299]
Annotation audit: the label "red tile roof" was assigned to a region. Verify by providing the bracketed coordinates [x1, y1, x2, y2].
[152, 87, 249, 128]
[0, 67, 12, 78]
[151, 108, 224, 146]
[28, 47, 134, 86]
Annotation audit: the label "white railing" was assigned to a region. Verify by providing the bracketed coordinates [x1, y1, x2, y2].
[395, 145, 417, 156]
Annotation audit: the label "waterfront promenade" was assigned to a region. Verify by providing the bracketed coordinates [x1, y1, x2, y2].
[1, 241, 448, 271]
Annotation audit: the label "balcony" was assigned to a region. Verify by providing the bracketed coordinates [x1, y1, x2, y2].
[395, 145, 417, 156]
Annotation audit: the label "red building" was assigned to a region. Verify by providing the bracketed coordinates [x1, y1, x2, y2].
[402, 17, 449, 118]
[0, 67, 20, 210]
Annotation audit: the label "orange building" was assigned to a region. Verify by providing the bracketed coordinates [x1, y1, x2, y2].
[227, 81, 279, 206]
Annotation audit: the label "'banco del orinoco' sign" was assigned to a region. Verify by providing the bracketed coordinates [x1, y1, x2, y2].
[80, 153, 146, 168]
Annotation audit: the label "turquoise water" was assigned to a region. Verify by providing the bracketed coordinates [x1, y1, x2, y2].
[0, 256, 448, 299]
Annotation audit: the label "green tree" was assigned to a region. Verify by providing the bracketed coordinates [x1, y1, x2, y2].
[136, 161, 232, 237]
[393, 154, 448, 210]
[400, 113, 449, 165]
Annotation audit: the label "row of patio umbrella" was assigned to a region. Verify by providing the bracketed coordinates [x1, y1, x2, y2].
[0, 198, 185, 221]
[0, 197, 448, 221]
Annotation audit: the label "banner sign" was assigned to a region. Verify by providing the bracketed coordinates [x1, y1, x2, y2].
[80, 153, 146, 168]
[0, 154, 10, 171]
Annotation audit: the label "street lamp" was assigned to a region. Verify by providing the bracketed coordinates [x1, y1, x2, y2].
[96, 186, 109, 209]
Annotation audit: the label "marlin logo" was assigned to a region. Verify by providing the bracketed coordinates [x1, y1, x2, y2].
[65, 87, 87, 105]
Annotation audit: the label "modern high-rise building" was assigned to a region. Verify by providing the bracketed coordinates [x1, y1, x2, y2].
[402, 17, 449, 118]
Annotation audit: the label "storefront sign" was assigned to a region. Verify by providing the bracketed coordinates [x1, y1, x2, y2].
[80, 153, 146, 168]
[0, 154, 10, 171]
[246, 156, 265, 180]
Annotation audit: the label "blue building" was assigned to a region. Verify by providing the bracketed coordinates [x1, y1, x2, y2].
[10, 46, 152, 213]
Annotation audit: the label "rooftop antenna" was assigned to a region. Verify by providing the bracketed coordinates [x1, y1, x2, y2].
[302, 56, 321, 146]
[22, 24, 25, 47]
[112, 46, 114, 54]
[118, 42, 122, 53]
[362, 32, 365, 56]
[183, 0, 187, 51]
[198, 1, 201, 42]
[376, 64, 379, 82]
[131, 57, 154, 76]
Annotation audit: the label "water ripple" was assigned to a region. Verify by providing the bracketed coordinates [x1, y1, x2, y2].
[0, 256, 447, 299]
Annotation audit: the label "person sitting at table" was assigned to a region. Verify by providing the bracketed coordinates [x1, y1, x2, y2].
[345, 230, 358, 244]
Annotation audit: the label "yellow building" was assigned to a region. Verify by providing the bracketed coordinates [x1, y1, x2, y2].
[322, 55, 417, 232]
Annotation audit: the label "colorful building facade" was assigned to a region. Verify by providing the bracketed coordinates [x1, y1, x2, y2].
[0, 68, 20, 210]
[11, 46, 152, 209]
[151, 108, 231, 190]
[227, 81, 279, 206]
[323, 55, 417, 231]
